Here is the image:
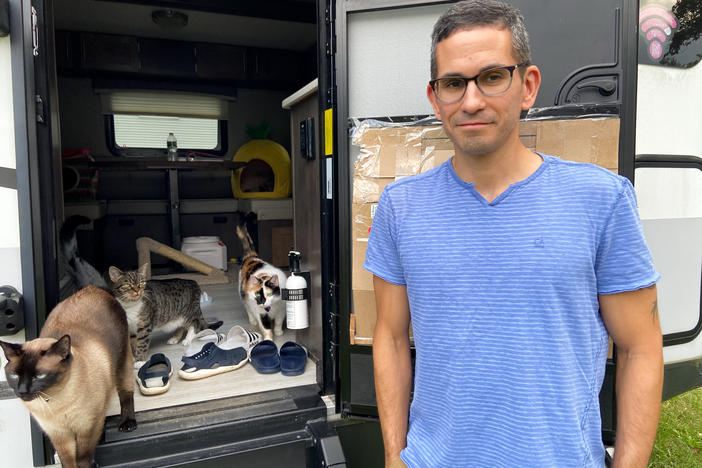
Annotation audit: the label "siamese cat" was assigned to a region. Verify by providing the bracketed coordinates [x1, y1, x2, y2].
[109, 264, 223, 368]
[0, 286, 137, 468]
[236, 225, 287, 340]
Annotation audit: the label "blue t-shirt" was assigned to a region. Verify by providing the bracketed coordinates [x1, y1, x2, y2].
[363, 154, 659, 468]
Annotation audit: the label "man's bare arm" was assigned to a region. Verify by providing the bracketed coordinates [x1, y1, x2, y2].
[599, 285, 663, 468]
[372, 275, 412, 467]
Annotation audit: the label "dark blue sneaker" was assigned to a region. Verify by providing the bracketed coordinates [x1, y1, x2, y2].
[137, 353, 172, 395]
[178, 326, 261, 380]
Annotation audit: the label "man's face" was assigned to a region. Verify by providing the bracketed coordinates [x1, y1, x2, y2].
[427, 26, 538, 157]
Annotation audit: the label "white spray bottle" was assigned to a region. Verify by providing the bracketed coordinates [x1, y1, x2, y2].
[284, 250, 308, 329]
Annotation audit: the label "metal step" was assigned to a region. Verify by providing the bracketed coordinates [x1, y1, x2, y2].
[95, 384, 326, 467]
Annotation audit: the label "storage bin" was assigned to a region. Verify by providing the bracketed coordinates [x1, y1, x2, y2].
[181, 236, 227, 271]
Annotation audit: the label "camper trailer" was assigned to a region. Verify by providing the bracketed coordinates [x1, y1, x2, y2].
[0, 0, 700, 466]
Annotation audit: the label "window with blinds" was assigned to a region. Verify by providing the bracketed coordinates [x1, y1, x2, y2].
[101, 90, 230, 156]
[113, 115, 219, 150]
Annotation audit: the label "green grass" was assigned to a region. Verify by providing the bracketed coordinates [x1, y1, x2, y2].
[648, 387, 702, 467]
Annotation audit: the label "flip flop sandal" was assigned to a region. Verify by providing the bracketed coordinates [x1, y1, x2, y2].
[178, 326, 261, 380]
[249, 340, 281, 374]
[279, 342, 308, 376]
[137, 353, 172, 396]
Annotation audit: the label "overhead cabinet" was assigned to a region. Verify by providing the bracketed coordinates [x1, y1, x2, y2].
[81, 33, 140, 73]
[195, 43, 247, 81]
[55, 31, 306, 88]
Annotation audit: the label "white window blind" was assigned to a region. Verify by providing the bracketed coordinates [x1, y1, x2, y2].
[113, 115, 219, 150]
[100, 91, 229, 119]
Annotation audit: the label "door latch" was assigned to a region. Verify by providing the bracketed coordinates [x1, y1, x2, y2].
[0, 286, 24, 336]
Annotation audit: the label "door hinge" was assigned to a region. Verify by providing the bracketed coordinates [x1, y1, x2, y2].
[325, 5, 335, 56]
[327, 86, 336, 107]
[31, 6, 39, 56]
[35, 95, 45, 123]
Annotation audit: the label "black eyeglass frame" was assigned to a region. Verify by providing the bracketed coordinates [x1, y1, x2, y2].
[429, 62, 530, 102]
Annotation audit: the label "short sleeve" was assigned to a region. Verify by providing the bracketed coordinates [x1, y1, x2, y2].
[595, 178, 660, 294]
[363, 189, 406, 285]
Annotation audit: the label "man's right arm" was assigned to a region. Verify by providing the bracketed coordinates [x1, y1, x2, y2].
[372, 275, 412, 468]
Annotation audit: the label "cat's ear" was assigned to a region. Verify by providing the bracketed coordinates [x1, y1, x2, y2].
[49, 335, 71, 360]
[0, 340, 22, 361]
[246, 275, 262, 289]
[266, 275, 279, 289]
[138, 263, 149, 279]
[109, 266, 124, 283]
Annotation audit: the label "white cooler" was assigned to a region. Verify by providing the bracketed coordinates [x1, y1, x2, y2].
[181, 236, 228, 271]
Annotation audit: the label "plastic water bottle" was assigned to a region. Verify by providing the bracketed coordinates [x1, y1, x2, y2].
[167, 132, 177, 161]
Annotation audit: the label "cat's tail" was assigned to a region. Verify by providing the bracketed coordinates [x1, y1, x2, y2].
[59, 215, 109, 291]
[236, 225, 257, 256]
[196, 317, 224, 332]
[60, 215, 92, 266]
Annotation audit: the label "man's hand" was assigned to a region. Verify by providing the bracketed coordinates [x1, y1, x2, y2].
[600, 285, 663, 468]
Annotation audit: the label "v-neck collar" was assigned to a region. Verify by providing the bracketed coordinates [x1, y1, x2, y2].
[447, 153, 550, 206]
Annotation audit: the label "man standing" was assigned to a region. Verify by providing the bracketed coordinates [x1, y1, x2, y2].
[364, 1, 663, 467]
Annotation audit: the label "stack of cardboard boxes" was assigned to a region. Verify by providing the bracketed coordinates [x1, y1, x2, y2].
[350, 117, 620, 345]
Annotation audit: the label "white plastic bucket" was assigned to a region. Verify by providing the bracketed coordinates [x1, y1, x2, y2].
[181, 236, 227, 271]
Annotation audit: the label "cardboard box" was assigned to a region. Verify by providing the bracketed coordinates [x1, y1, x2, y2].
[353, 177, 395, 204]
[352, 202, 376, 291]
[350, 117, 620, 345]
[352, 289, 378, 341]
[352, 203, 375, 240]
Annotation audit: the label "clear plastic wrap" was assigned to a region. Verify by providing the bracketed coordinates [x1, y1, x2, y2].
[349, 113, 620, 344]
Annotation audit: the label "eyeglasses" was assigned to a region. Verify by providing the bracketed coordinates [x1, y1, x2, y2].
[429, 63, 528, 103]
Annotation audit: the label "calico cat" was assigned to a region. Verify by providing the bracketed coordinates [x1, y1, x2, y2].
[236, 225, 287, 340]
[60, 215, 109, 296]
[0, 286, 137, 468]
[109, 264, 223, 367]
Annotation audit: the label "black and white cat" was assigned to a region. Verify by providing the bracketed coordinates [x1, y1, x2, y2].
[60, 215, 109, 295]
[109, 264, 223, 368]
[236, 225, 287, 340]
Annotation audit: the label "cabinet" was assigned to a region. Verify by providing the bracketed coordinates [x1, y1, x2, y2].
[140, 38, 196, 78]
[57, 31, 307, 89]
[80, 33, 139, 73]
[251, 47, 304, 83]
[196, 43, 247, 81]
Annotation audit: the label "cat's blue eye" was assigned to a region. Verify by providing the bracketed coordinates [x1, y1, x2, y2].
[35, 373, 47, 379]
[8, 373, 18, 379]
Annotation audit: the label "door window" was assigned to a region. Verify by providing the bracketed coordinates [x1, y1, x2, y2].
[639, 0, 702, 68]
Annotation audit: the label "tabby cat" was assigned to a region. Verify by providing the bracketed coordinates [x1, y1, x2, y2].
[109, 264, 222, 367]
[236, 225, 287, 340]
[0, 286, 136, 468]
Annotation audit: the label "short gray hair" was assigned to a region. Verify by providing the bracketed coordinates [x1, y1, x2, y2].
[430, 0, 531, 80]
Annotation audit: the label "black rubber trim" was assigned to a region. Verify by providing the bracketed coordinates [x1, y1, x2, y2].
[635, 154, 702, 347]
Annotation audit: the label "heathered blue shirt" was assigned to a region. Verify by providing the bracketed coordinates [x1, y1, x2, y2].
[363, 154, 659, 468]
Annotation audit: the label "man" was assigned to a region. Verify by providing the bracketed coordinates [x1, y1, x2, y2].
[364, 1, 663, 467]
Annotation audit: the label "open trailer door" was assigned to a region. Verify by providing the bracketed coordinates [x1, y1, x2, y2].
[634, 0, 702, 400]
[2, 0, 62, 465]
[326, 1, 641, 460]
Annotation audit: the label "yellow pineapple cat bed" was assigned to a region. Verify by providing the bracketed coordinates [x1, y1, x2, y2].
[231, 122, 291, 199]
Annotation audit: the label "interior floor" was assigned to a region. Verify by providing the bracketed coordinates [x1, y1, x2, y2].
[107, 279, 317, 416]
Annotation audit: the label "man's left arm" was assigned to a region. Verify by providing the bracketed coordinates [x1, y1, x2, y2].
[599, 285, 663, 468]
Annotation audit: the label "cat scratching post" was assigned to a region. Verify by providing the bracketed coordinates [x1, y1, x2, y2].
[136, 237, 229, 283]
